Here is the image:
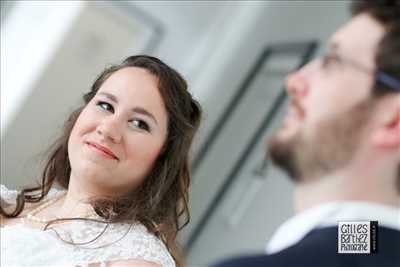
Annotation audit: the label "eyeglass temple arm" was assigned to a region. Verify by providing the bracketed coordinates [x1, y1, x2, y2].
[376, 71, 400, 91]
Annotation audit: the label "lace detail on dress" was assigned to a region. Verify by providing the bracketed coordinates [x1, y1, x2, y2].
[52, 220, 176, 266]
[0, 185, 176, 267]
[0, 184, 18, 204]
[0, 184, 61, 204]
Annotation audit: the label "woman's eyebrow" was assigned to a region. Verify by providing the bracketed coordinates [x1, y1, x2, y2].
[98, 92, 118, 102]
[98, 92, 158, 125]
[132, 107, 158, 126]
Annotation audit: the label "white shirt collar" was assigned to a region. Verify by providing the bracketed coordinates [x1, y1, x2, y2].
[265, 201, 400, 255]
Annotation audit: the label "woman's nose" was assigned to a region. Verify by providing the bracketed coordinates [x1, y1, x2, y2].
[96, 116, 123, 143]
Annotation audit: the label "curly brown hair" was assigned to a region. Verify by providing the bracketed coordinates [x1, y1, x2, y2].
[0, 55, 202, 266]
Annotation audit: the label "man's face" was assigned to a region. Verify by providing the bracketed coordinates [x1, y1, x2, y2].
[267, 14, 385, 181]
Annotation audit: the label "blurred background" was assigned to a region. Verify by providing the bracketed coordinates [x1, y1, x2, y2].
[1, 1, 349, 266]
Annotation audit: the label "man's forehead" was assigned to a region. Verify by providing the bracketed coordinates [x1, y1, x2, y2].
[327, 13, 385, 67]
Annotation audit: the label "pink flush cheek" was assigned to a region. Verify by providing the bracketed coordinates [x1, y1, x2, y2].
[126, 140, 161, 161]
[147, 144, 165, 167]
[143, 145, 162, 162]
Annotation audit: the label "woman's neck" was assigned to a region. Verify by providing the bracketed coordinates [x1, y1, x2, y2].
[55, 175, 97, 218]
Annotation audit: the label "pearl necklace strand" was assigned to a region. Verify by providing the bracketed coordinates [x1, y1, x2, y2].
[25, 192, 97, 224]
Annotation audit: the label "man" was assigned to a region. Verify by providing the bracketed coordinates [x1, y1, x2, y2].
[213, 1, 399, 267]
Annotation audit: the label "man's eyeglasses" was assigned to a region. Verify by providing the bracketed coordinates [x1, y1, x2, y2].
[321, 51, 400, 92]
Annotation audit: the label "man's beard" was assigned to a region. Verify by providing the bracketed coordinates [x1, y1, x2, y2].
[267, 99, 374, 183]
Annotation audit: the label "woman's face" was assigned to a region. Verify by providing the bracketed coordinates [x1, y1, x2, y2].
[68, 67, 168, 195]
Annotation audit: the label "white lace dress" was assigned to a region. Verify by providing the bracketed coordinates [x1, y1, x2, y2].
[0, 185, 176, 267]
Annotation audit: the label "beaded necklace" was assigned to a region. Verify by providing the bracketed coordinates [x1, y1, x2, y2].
[25, 192, 96, 224]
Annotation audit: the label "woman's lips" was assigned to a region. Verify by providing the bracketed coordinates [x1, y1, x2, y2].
[85, 141, 118, 160]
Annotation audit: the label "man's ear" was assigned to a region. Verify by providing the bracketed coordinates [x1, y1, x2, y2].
[371, 98, 400, 149]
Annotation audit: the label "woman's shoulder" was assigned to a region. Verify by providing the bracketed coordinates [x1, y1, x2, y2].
[0, 184, 19, 203]
[0, 184, 63, 202]
[0, 185, 21, 226]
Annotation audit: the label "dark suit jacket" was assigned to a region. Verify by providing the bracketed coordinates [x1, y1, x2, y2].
[212, 226, 400, 267]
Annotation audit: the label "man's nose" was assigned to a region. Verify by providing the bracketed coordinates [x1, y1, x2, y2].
[96, 116, 123, 143]
[285, 69, 309, 99]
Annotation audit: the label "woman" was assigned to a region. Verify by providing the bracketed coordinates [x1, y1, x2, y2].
[0, 55, 202, 267]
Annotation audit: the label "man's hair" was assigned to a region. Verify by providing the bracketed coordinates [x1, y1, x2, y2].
[352, 1, 400, 186]
[351, 0, 400, 96]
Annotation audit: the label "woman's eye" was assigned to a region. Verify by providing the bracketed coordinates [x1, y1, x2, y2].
[97, 101, 114, 112]
[130, 119, 150, 132]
